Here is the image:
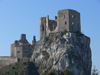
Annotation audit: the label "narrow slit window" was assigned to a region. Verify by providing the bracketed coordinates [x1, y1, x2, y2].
[65, 21, 67, 25]
[42, 25, 44, 31]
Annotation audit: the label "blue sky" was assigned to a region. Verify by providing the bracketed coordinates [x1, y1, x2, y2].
[0, 0, 100, 73]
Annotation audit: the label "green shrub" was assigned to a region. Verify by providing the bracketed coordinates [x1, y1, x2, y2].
[60, 69, 71, 75]
[41, 71, 55, 75]
[63, 29, 68, 35]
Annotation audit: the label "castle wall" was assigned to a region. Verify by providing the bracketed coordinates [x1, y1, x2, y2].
[69, 9, 81, 32]
[19, 57, 29, 62]
[48, 20, 57, 31]
[15, 46, 23, 58]
[57, 9, 69, 32]
[46, 15, 58, 35]
[40, 17, 46, 40]
[22, 45, 30, 58]
[0, 56, 18, 68]
[46, 15, 49, 35]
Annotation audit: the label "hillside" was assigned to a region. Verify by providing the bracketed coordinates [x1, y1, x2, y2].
[0, 61, 39, 75]
[0, 31, 92, 75]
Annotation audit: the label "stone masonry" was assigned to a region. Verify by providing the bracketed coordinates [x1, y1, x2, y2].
[11, 34, 31, 58]
[40, 9, 81, 40]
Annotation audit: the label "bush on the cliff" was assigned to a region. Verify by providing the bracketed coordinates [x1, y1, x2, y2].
[63, 29, 68, 35]
[60, 69, 71, 75]
[41, 71, 55, 75]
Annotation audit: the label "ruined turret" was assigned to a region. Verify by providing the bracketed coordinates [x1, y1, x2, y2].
[32, 36, 36, 45]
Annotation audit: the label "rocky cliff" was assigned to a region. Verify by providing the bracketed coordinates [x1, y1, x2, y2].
[30, 31, 92, 75]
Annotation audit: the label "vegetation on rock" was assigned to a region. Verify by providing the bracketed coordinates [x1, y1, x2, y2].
[41, 71, 55, 75]
[59, 69, 71, 75]
[0, 61, 28, 75]
[63, 29, 68, 35]
[0, 61, 39, 75]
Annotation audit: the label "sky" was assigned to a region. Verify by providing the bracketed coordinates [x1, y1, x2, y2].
[0, 0, 100, 73]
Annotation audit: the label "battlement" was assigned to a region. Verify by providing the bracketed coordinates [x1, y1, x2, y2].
[57, 9, 68, 14]
[14, 40, 19, 46]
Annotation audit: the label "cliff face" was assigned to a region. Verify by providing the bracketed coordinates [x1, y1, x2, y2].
[31, 32, 92, 75]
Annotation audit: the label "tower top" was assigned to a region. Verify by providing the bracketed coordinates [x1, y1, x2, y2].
[21, 34, 26, 40]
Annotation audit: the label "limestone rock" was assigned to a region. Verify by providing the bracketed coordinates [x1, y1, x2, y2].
[30, 32, 92, 75]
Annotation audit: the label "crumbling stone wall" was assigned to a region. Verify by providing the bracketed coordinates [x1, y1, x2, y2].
[40, 9, 81, 40]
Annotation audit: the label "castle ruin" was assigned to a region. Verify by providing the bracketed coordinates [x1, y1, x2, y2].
[0, 9, 81, 68]
[11, 34, 31, 58]
[40, 9, 81, 40]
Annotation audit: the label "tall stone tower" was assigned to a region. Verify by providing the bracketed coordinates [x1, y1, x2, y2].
[40, 9, 81, 40]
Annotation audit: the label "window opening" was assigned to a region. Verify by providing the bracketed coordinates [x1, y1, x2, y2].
[17, 51, 20, 53]
[65, 21, 67, 25]
[72, 22, 74, 25]
[64, 15, 66, 18]
[42, 25, 44, 31]
[72, 15, 74, 18]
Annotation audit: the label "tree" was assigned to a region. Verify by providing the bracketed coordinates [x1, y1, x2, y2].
[91, 66, 99, 75]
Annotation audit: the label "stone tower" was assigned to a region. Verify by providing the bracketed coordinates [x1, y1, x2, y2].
[11, 34, 31, 58]
[32, 36, 36, 45]
[40, 9, 81, 40]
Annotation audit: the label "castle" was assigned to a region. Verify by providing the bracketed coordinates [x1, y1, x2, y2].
[0, 9, 81, 68]
[40, 9, 81, 40]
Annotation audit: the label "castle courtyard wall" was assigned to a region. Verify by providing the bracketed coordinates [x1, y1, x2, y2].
[11, 44, 14, 57]
[0, 56, 18, 68]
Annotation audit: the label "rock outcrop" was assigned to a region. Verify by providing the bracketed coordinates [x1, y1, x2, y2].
[30, 32, 92, 75]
